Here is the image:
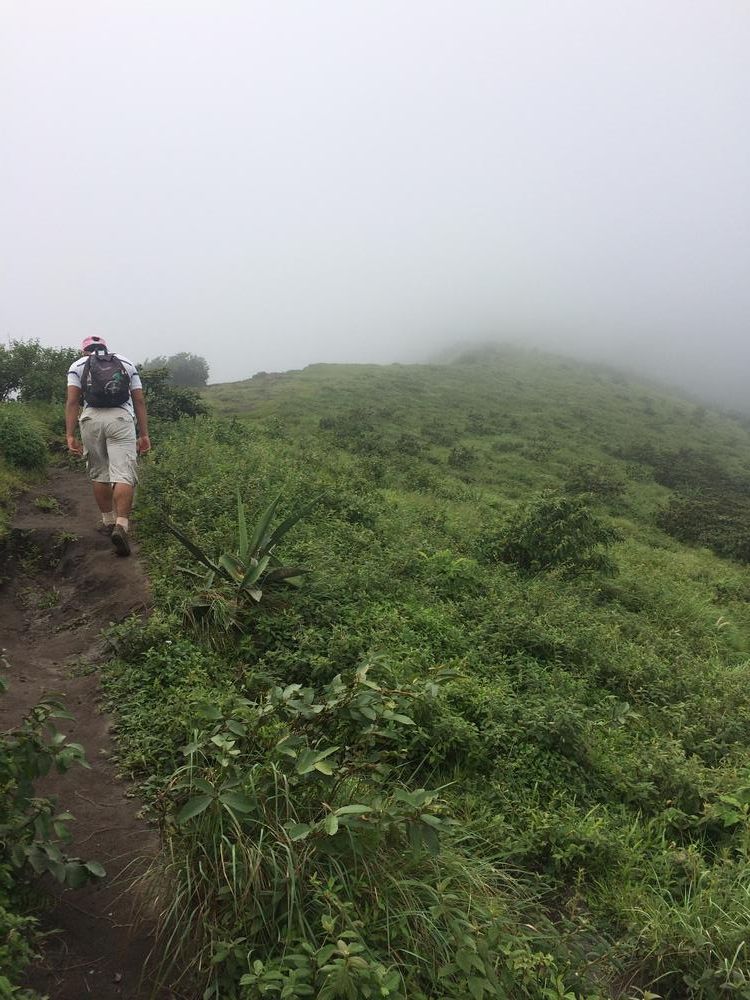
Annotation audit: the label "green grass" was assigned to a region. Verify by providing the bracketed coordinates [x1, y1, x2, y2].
[101, 348, 750, 998]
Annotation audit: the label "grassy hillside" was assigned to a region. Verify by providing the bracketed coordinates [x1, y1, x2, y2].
[104, 348, 750, 999]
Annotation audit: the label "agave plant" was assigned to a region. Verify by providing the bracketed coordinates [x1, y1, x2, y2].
[167, 489, 319, 610]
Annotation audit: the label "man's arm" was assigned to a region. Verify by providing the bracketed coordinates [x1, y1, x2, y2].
[132, 388, 151, 454]
[65, 386, 83, 455]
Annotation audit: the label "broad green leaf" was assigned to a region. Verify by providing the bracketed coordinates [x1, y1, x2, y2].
[219, 791, 254, 813]
[468, 977, 486, 1000]
[65, 862, 89, 889]
[195, 702, 223, 720]
[285, 823, 312, 841]
[384, 712, 415, 726]
[324, 814, 339, 835]
[419, 813, 444, 828]
[295, 746, 338, 775]
[176, 794, 212, 824]
[334, 804, 371, 816]
[456, 949, 474, 975]
[85, 860, 106, 878]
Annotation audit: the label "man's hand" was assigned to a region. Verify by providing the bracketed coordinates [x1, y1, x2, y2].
[137, 435, 152, 455]
[67, 434, 83, 456]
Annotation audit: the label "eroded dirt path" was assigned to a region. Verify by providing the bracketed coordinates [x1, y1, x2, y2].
[0, 467, 171, 999]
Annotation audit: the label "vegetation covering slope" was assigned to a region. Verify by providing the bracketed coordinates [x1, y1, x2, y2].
[101, 348, 750, 998]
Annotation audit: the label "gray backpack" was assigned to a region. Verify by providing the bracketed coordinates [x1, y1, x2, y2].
[81, 352, 131, 407]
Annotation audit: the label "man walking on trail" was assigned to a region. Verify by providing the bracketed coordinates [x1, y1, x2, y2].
[65, 335, 151, 557]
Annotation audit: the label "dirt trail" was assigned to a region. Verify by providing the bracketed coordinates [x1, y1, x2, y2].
[0, 467, 173, 999]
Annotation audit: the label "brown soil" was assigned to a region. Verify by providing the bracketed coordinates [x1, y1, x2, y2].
[0, 468, 177, 999]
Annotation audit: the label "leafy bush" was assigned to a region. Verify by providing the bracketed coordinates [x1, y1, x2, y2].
[447, 445, 476, 469]
[658, 492, 750, 563]
[0, 340, 79, 403]
[564, 463, 626, 502]
[141, 352, 209, 387]
[497, 490, 620, 576]
[138, 367, 208, 421]
[0, 656, 103, 992]
[0, 406, 47, 470]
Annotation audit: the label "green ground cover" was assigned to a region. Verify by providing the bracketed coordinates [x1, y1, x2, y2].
[101, 349, 750, 998]
[0, 401, 101, 998]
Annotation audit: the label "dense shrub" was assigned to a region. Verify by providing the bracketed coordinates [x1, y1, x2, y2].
[620, 445, 750, 563]
[564, 463, 626, 502]
[658, 492, 750, 563]
[0, 405, 47, 469]
[138, 367, 208, 421]
[0, 339, 79, 403]
[498, 490, 620, 576]
[447, 444, 476, 469]
[141, 352, 209, 387]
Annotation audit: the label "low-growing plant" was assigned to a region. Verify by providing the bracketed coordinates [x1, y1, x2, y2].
[33, 495, 61, 513]
[167, 488, 320, 640]
[448, 445, 476, 469]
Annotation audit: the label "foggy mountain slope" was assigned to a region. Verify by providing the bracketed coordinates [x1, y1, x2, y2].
[205, 348, 750, 487]
[203, 346, 750, 569]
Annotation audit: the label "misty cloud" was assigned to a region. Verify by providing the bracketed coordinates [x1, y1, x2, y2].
[1, 2, 748, 404]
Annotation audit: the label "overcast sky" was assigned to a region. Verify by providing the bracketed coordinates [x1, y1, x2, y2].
[2, 2, 748, 401]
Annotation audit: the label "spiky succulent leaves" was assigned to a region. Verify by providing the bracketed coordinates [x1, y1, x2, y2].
[239, 554, 271, 593]
[166, 523, 234, 584]
[264, 566, 309, 585]
[236, 489, 249, 562]
[249, 493, 283, 556]
[218, 552, 246, 583]
[262, 494, 324, 556]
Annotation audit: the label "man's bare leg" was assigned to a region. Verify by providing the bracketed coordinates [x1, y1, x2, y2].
[112, 482, 134, 522]
[92, 481, 115, 514]
[110, 482, 134, 557]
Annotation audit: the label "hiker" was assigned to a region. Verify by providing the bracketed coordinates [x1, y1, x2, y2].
[65, 335, 151, 557]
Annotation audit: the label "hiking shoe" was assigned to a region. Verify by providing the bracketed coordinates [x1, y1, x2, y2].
[97, 523, 115, 536]
[111, 524, 131, 557]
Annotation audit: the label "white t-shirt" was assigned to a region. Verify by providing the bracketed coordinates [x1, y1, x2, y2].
[67, 354, 143, 418]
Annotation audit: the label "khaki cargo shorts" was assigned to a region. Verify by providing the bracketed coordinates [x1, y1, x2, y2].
[79, 408, 138, 486]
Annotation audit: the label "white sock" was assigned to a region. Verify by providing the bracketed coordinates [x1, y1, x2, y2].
[102, 511, 116, 526]
[115, 517, 129, 531]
